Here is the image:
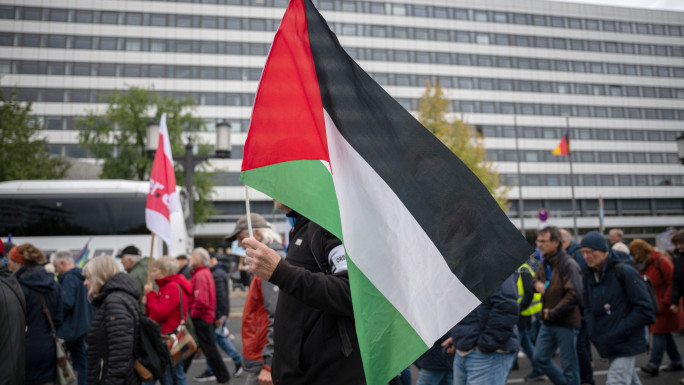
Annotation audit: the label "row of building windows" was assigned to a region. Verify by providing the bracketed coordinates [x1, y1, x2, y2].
[371, 73, 684, 100]
[38, 115, 252, 132]
[9, 88, 254, 106]
[47, 143, 246, 158]
[487, 149, 680, 165]
[507, 198, 684, 218]
[107, 0, 684, 39]
[4, 59, 683, 100]
[501, 173, 683, 187]
[1, 60, 263, 81]
[10, 86, 684, 120]
[479, 126, 680, 142]
[2, 6, 683, 58]
[399, 99, 684, 120]
[331, 23, 684, 58]
[2, 32, 683, 78]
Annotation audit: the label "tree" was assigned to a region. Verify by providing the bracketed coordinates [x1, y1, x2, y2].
[78, 86, 217, 224]
[0, 89, 70, 181]
[418, 81, 509, 209]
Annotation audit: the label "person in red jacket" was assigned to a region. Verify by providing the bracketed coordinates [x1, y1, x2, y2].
[188, 247, 231, 385]
[630, 239, 684, 376]
[144, 255, 192, 385]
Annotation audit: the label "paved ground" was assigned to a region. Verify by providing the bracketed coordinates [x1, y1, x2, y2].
[185, 289, 684, 385]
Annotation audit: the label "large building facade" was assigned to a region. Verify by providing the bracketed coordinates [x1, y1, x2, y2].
[1, 0, 683, 241]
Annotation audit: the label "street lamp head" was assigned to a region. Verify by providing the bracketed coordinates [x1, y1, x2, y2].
[215, 120, 232, 158]
[676, 132, 684, 165]
[146, 120, 160, 158]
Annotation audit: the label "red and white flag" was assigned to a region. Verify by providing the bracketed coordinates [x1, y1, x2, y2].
[146, 113, 180, 247]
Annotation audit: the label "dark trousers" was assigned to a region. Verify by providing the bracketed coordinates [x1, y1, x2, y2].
[66, 334, 88, 385]
[192, 318, 231, 383]
[577, 320, 595, 385]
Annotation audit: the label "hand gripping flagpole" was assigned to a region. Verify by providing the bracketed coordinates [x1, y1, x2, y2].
[244, 185, 254, 238]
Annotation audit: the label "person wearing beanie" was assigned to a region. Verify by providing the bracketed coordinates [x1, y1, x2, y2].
[9, 244, 63, 385]
[580, 231, 655, 384]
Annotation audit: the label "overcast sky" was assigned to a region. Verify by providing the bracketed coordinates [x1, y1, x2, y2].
[547, 0, 684, 11]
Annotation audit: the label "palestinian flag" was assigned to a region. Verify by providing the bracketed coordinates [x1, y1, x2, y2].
[552, 132, 571, 156]
[240, 0, 532, 383]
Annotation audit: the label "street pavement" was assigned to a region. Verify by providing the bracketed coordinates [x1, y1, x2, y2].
[185, 288, 684, 385]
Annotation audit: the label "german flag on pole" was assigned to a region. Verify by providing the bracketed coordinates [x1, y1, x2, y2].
[240, 0, 532, 383]
[552, 132, 571, 156]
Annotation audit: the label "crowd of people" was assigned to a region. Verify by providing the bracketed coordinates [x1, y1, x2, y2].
[1, 205, 684, 385]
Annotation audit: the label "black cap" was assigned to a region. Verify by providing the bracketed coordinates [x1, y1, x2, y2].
[117, 245, 142, 259]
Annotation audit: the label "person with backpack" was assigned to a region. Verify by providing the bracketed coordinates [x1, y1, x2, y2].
[84, 255, 141, 385]
[144, 256, 192, 385]
[580, 231, 656, 385]
[629, 239, 684, 376]
[8, 243, 63, 385]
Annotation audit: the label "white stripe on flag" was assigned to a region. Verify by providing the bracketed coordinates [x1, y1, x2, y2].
[145, 208, 172, 247]
[323, 109, 481, 345]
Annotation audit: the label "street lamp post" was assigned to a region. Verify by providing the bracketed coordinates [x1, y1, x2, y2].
[146, 120, 232, 237]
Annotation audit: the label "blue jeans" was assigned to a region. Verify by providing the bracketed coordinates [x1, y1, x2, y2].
[415, 368, 453, 385]
[533, 324, 580, 385]
[160, 364, 189, 385]
[519, 325, 542, 372]
[649, 332, 683, 367]
[66, 334, 87, 385]
[206, 326, 242, 375]
[454, 350, 515, 385]
[607, 356, 642, 385]
[576, 321, 594, 385]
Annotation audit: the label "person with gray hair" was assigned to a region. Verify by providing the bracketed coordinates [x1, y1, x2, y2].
[609, 228, 628, 251]
[52, 250, 93, 385]
[188, 247, 232, 384]
[116, 244, 154, 312]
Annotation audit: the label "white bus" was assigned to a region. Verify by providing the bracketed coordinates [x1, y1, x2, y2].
[0, 179, 192, 260]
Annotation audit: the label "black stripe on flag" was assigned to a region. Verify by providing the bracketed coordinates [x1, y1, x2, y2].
[303, 0, 533, 301]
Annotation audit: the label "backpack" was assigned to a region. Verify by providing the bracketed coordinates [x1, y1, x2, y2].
[614, 262, 659, 316]
[134, 314, 174, 383]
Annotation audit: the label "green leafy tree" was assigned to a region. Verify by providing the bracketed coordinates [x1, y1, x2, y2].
[418, 81, 509, 209]
[78, 85, 217, 223]
[0, 89, 70, 181]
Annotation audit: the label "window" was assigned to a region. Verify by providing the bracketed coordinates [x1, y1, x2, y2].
[150, 14, 166, 26]
[552, 38, 566, 49]
[73, 62, 90, 76]
[476, 34, 489, 44]
[370, 26, 386, 38]
[493, 12, 506, 23]
[414, 28, 429, 40]
[22, 34, 41, 47]
[48, 36, 66, 48]
[73, 36, 90, 49]
[126, 13, 142, 25]
[555, 61, 569, 72]
[624, 65, 637, 75]
[123, 64, 141, 77]
[101, 11, 118, 24]
[150, 40, 165, 52]
[535, 37, 548, 48]
[473, 11, 487, 22]
[125, 39, 141, 51]
[202, 16, 218, 29]
[50, 9, 68, 22]
[622, 43, 635, 54]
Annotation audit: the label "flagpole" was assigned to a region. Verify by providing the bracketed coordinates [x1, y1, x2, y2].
[244, 185, 254, 238]
[147, 232, 155, 285]
[565, 115, 579, 241]
[514, 115, 525, 236]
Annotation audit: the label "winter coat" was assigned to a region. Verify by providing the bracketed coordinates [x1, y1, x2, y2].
[145, 274, 192, 334]
[415, 333, 453, 372]
[188, 265, 216, 323]
[178, 264, 191, 280]
[583, 252, 655, 358]
[127, 257, 155, 313]
[211, 263, 230, 319]
[86, 272, 141, 385]
[532, 249, 583, 327]
[16, 264, 63, 385]
[269, 212, 365, 385]
[566, 240, 588, 271]
[0, 271, 27, 385]
[57, 267, 94, 341]
[450, 273, 520, 354]
[671, 250, 684, 307]
[639, 250, 683, 334]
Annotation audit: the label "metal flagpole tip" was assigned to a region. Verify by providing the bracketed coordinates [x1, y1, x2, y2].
[245, 185, 254, 238]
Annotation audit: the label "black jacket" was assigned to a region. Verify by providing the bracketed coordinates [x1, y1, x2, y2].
[211, 263, 231, 319]
[0, 271, 26, 385]
[86, 272, 141, 385]
[57, 267, 94, 341]
[583, 252, 655, 358]
[450, 273, 520, 354]
[269, 212, 365, 385]
[16, 264, 62, 385]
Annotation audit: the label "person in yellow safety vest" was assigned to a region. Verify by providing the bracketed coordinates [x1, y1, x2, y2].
[517, 260, 546, 380]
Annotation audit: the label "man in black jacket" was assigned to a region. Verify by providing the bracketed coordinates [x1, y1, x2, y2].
[0, 269, 26, 385]
[242, 206, 365, 385]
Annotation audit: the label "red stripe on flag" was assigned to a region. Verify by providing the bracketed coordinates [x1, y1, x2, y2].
[241, 0, 329, 172]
